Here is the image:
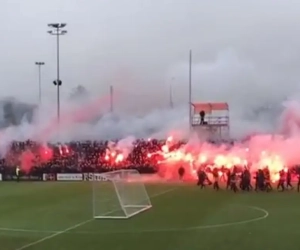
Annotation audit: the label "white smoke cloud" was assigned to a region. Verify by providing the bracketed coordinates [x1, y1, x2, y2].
[2, 0, 300, 148]
[0, 48, 299, 148]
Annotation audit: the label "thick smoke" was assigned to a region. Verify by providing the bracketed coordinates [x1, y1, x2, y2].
[0, 49, 299, 152]
[167, 49, 289, 137]
[3, 1, 300, 146]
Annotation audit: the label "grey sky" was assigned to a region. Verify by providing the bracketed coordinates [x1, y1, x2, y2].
[1, 0, 300, 139]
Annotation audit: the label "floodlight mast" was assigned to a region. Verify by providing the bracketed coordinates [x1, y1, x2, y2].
[110, 85, 114, 113]
[47, 23, 67, 123]
[189, 50, 192, 130]
[169, 83, 174, 109]
[35, 62, 45, 104]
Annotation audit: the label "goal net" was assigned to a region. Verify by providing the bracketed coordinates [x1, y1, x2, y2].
[92, 169, 152, 219]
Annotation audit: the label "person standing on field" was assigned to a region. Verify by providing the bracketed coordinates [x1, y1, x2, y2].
[226, 169, 231, 190]
[264, 168, 272, 192]
[230, 171, 238, 193]
[277, 169, 285, 192]
[286, 169, 293, 190]
[178, 166, 185, 181]
[297, 168, 300, 192]
[15, 165, 20, 182]
[212, 168, 220, 191]
[197, 168, 206, 189]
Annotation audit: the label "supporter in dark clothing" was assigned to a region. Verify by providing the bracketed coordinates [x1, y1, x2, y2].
[212, 168, 220, 190]
[226, 169, 231, 190]
[178, 166, 185, 180]
[277, 170, 285, 192]
[257, 169, 265, 191]
[286, 169, 293, 190]
[264, 168, 272, 192]
[241, 168, 251, 191]
[197, 168, 206, 189]
[230, 172, 238, 193]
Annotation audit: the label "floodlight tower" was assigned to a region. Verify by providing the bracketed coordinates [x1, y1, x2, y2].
[35, 62, 45, 104]
[110, 85, 114, 112]
[189, 50, 192, 130]
[47, 23, 67, 122]
[169, 84, 174, 109]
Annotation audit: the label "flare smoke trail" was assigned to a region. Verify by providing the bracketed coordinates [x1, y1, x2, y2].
[2, 1, 300, 146]
[0, 49, 295, 142]
[0, 48, 299, 162]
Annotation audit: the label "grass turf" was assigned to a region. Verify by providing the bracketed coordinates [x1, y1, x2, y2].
[0, 182, 299, 250]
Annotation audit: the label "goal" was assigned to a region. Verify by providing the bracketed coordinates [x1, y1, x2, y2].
[92, 169, 152, 219]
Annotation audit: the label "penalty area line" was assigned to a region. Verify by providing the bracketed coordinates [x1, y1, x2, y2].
[14, 187, 176, 250]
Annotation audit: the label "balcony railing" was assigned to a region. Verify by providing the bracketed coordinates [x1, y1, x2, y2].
[192, 116, 229, 126]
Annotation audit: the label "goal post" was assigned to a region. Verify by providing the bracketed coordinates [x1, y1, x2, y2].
[92, 169, 152, 219]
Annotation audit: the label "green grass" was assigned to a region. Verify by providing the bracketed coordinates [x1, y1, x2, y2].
[0, 182, 300, 250]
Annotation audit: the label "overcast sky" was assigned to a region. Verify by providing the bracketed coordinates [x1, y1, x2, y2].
[1, 0, 300, 127]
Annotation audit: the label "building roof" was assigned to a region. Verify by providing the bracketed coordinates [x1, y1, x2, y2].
[192, 102, 229, 114]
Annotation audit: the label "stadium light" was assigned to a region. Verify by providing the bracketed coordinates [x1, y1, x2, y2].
[35, 62, 45, 105]
[47, 23, 67, 123]
[189, 50, 192, 130]
[48, 23, 67, 28]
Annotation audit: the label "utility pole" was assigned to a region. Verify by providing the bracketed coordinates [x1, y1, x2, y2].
[110, 85, 114, 112]
[169, 84, 173, 109]
[189, 50, 192, 129]
[47, 23, 67, 122]
[35, 62, 45, 104]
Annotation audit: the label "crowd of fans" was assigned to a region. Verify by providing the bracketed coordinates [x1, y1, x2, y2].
[0, 139, 185, 176]
[0, 138, 299, 187]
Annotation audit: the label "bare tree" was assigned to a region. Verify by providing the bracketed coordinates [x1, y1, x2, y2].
[69, 85, 89, 101]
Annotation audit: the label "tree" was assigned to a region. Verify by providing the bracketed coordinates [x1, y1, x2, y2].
[3, 101, 16, 125]
[69, 85, 89, 101]
[1, 99, 36, 127]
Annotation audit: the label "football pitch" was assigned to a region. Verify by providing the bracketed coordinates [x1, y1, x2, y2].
[0, 182, 300, 250]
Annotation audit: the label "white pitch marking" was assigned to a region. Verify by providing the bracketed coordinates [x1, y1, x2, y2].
[0, 188, 177, 235]
[74, 205, 269, 234]
[13, 187, 176, 250]
[2, 204, 268, 237]
[15, 219, 93, 250]
[190, 206, 269, 230]
[147, 187, 176, 198]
